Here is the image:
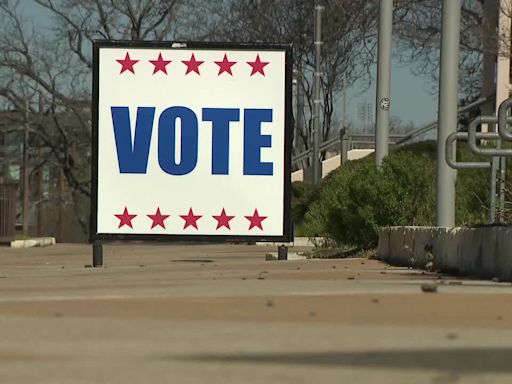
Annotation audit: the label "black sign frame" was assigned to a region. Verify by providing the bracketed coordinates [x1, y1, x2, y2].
[90, 40, 293, 243]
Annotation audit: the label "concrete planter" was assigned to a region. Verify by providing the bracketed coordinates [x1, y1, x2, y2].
[10, 237, 56, 249]
[377, 226, 512, 281]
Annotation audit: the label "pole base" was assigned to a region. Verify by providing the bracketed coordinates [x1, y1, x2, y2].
[277, 245, 288, 261]
[92, 241, 103, 267]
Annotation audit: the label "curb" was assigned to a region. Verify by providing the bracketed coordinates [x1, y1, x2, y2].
[377, 226, 512, 282]
[10, 237, 56, 249]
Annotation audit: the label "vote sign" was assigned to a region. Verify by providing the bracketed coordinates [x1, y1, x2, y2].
[91, 41, 293, 242]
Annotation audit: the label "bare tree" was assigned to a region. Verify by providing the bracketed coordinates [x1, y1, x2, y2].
[215, 0, 380, 163]
[0, 0, 387, 234]
[393, 0, 500, 106]
[0, 0, 219, 235]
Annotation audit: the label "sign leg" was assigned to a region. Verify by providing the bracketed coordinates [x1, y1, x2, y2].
[278, 245, 288, 260]
[92, 240, 103, 267]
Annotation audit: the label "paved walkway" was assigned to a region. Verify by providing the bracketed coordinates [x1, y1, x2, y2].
[0, 243, 511, 383]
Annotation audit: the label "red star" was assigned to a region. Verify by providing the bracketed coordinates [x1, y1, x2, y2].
[147, 207, 170, 229]
[212, 208, 235, 230]
[245, 209, 267, 230]
[149, 53, 172, 74]
[182, 53, 204, 75]
[114, 207, 137, 229]
[214, 54, 237, 76]
[180, 208, 202, 229]
[116, 52, 139, 74]
[247, 54, 269, 76]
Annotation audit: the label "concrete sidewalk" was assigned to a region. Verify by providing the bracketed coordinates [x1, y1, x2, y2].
[0, 243, 511, 384]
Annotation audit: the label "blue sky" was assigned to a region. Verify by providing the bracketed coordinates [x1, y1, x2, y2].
[347, 61, 438, 128]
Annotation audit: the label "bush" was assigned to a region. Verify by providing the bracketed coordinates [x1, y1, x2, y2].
[455, 144, 492, 224]
[296, 141, 491, 249]
[291, 181, 318, 222]
[395, 140, 489, 224]
[304, 151, 437, 248]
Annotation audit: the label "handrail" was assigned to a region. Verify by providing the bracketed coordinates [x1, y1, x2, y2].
[468, 116, 512, 157]
[397, 96, 493, 146]
[446, 132, 491, 169]
[292, 132, 407, 165]
[498, 98, 512, 141]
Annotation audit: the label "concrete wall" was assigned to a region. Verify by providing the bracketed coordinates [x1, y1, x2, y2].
[291, 169, 304, 182]
[348, 149, 374, 161]
[322, 155, 341, 178]
[292, 149, 374, 182]
[377, 226, 512, 281]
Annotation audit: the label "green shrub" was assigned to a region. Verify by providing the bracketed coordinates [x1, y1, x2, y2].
[291, 181, 318, 224]
[308, 152, 435, 248]
[455, 145, 490, 224]
[304, 151, 437, 248]
[294, 140, 491, 248]
[394, 141, 489, 224]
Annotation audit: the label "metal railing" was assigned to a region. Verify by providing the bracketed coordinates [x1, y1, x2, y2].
[292, 130, 407, 168]
[397, 96, 493, 146]
[446, 97, 512, 223]
[292, 96, 491, 170]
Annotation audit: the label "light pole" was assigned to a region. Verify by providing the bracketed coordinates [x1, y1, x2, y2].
[437, 0, 461, 227]
[375, 0, 393, 167]
[21, 99, 30, 237]
[312, 2, 324, 183]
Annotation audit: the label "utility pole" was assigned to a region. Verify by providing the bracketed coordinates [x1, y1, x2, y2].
[296, 60, 304, 162]
[496, 0, 511, 222]
[375, 0, 393, 167]
[57, 168, 64, 242]
[437, 0, 461, 227]
[21, 99, 30, 237]
[312, 2, 324, 183]
[342, 75, 347, 131]
[481, 0, 499, 131]
[37, 92, 44, 236]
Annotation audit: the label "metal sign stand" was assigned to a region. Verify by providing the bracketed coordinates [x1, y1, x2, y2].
[89, 41, 293, 266]
[92, 241, 103, 267]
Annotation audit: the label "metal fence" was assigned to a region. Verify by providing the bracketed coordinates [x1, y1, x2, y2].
[446, 97, 512, 223]
[292, 130, 407, 169]
[292, 96, 491, 171]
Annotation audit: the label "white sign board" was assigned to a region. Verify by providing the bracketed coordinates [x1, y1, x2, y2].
[91, 42, 292, 242]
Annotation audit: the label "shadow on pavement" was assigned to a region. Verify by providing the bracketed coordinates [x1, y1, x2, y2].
[175, 348, 512, 372]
